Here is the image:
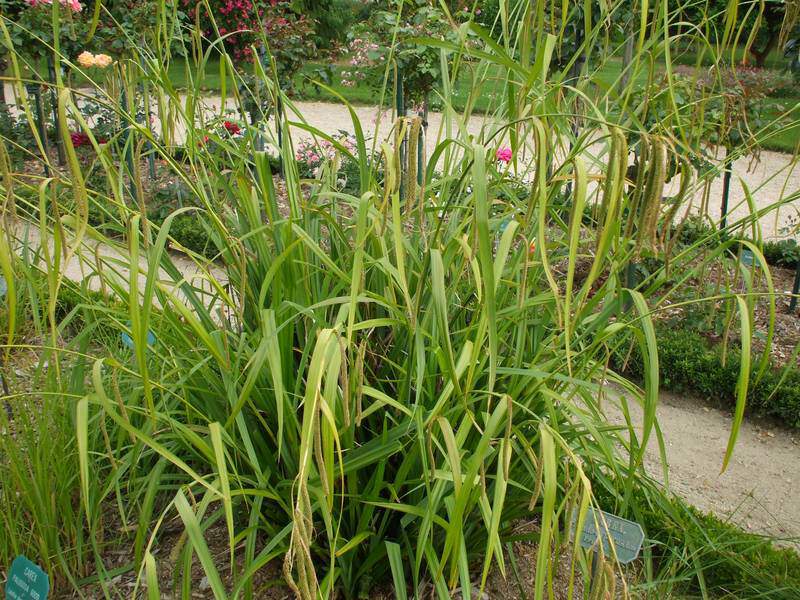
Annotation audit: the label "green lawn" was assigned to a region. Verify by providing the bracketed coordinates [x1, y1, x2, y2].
[167, 58, 649, 110]
[671, 44, 788, 70]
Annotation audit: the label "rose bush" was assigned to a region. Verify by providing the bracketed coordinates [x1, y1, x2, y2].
[347, 0, 477, 106]
[184, 0, 315, 86]
[10, 0, 86, 61]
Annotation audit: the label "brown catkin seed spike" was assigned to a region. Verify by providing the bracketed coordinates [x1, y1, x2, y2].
[660, 157, 693, 247]
[406, 117, 421, 212]
[636, 138, 667, 256]
[599, 127, 626, 238]
[624, 136, 649, 240]
[393, 117, 405, 193]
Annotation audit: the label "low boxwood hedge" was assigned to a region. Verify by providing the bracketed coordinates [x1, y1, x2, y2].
[613, 325, 800, 429]
[675, 216, 800, 270]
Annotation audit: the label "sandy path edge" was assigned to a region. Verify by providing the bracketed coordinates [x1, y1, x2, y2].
[606, 389, 800, 542]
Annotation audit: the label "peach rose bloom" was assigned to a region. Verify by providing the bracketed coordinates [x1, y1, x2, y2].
[77, 51, 95, 68]
[94, 54, 113, 68]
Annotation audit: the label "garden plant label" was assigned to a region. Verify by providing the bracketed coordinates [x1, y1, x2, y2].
[5, 556, 49, 600]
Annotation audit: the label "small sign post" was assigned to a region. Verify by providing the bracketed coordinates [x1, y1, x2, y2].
[741, 248, 755, 269]
[5, 556, 49, 600]
[572, 508, 644, 592]
[121, 328, 156, 350]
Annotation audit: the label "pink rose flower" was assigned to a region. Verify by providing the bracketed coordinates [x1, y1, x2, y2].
[496, 146, 512, 163]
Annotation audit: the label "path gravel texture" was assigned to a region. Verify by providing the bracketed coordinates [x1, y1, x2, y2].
[607, 390, 800, 542]
[181, 95, 800, 238]
[8, 79, 798, 238]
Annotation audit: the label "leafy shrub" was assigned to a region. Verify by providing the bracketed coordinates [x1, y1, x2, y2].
[698, 66, 795, 148]
[9, 0, 88, 61]
[0, 105, 37, 166]
[348, 1, 475, 104]
[296, 0, 361, 49]
[673, 216, 800, 271]
[168, 213, 217, 258]
[673, 215, 717, 246]
[761, 238, 800, 269]
[614, 323, 800, 429]
[185, 0, 315, 82]
[295, 132, 375, 194]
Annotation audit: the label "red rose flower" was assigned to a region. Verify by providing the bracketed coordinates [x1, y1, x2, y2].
[223, 121, 241, 135]
[70, 132, 90, 147]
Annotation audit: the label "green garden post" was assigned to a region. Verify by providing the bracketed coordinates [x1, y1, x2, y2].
[47, 55, 65, 166]
[120, 86, 139, 204]
[417, 97, 426, 188]
[396, 66, 406, 201]
[720, 148, 733, 230]
[26, 83, 50, 177]
[566, 10, 586, 199]
[790, 259, 800, 312]
[251, 47, 270, 156]
[139, 53, 157, 181]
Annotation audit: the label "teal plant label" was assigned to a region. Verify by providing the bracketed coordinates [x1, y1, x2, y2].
[572, 508, 644, 564]
[5, 556, 49, 599]
[741, 249, 755, 268]
[121, 325, 157, 350]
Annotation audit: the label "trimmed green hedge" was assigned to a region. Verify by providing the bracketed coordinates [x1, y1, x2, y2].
[762, 238, 800, 270]
[168, 214, 218, 258]
[676, 216, 800, 270]
[613, 325, 800, 429]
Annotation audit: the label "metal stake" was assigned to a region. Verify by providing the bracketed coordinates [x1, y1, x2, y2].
[396, 67, 406, 202]
[790, 258, 800, 312]
[46, 55, 65, 166]
[417, 98, 426, 188]
[26, 83, 50, 177]
[720, 152, 733, 231]
[120, 87, 139, 203]
[138, 54, 157, 181]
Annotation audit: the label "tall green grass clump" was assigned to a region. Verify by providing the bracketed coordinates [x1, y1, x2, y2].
[0, 0, 798, 598]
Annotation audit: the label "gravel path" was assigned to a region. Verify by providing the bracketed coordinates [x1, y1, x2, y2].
[182, 95, 800, 238]
[607, 390, 800, 542]
[7, 79, 800, 237]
